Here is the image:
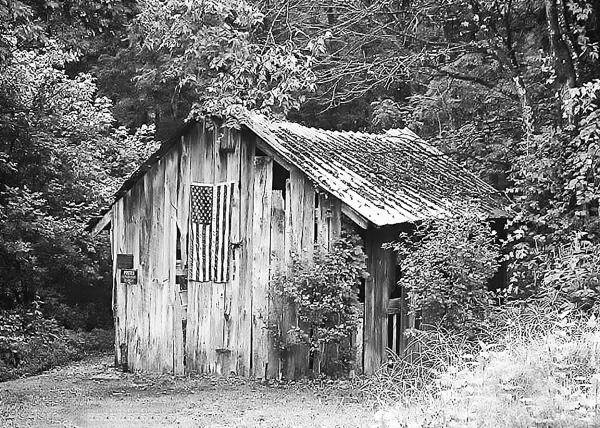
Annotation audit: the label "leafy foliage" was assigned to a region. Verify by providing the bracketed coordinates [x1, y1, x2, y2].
[132, 0, 316, 117]
[506, 79, 600, 298]
[0, 302, 113, 381]
[276, 234, 367, 374]
[0, 37, 158, 313]
[390, 206, 501, 333]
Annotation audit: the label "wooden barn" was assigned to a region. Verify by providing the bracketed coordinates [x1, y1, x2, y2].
[91, 109, 506, 378]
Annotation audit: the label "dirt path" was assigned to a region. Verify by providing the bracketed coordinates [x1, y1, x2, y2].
[0, 354, 375, 427]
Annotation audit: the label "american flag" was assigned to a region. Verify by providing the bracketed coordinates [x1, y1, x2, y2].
[189, 182, 234, 282]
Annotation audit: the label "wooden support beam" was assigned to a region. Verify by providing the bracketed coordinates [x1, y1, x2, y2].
[363, 228, 395, 375]
[341, 204, 369, 229]
[91, 209, 112, 237]
[254, 137, 294, 172]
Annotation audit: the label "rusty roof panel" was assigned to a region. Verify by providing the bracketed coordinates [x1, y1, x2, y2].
[239, 112, 508, 226]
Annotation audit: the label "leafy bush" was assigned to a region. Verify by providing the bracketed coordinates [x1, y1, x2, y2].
[0, 304, 113, 381]
[276, 233, 368, 375]
[542, 235, 600, 313]
[389, 206, 501, 335]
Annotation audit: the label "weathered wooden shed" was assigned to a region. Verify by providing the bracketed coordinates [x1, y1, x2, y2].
[91, 109, 506, 378]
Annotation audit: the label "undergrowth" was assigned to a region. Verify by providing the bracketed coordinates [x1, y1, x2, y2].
[0, 304, 113, 381]
[366, 292, 600, 427]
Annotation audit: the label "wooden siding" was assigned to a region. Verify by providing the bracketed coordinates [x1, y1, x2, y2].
[363, 228, 396, 375]
[111, 122, 359, 377]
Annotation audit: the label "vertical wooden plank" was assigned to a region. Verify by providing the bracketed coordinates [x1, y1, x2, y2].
[233, 131, 254, 376]
[316, 193, 342, 251]
[124, 192, 138, 371]
[269, 190, 285, 379]
[208, 284, 224, 373]
[222, 128, 241, 375]
[140, 172, 154, 371]
[313, 193, 328, 374]
[172, 140, 188, 374]
[251, 156, 273, 378]
[399, 283, 412, 355]
[391, 315, 397, 355]
[363, 229, 395, 375]
[288, 168, 315, 376]
[185, 123, 206, 372]
[363, 232, 377, 375]
[110, 205, 118, 367]
[148, 157, 167, 372]
[112, 199, 126, 367]
[165, 148, 183, 374]
[160, 156, 171, 373]
[282, 180, 295, 378]
[329, 197, 342, 245]
[316, 193, 328, 251]
[208, 123, 226, 374]
[127, 180, 145, 371]
[193, 121, 218, 373]
[299, 172, 315, 259]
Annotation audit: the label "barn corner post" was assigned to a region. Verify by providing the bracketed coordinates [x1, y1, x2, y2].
[363, 226, 396, 375]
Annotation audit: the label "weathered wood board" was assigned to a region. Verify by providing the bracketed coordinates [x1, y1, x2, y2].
[251, 156, 273, 378]
[269, 191, 286, 379]
[107, 120, 392, 379]
[363, 229, 396, 375]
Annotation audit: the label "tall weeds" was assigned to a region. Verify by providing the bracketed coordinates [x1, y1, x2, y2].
[367, 292, 600, 427]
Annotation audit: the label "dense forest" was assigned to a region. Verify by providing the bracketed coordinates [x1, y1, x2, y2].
[1, 0, 600, 384]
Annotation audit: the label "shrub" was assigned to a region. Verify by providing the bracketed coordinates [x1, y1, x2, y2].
[276, 233, 368, 375]
[389, 205, 501, 335]
[0, 303, 113, 381]
[542, 234, 600, 313]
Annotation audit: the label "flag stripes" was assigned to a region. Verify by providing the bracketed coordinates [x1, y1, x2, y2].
[188, 182, 234, 283]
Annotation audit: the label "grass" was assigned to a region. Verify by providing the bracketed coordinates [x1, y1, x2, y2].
[366, 295, 600, 427]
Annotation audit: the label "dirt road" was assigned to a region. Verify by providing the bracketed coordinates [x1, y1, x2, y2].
[0, 354, 374, 427]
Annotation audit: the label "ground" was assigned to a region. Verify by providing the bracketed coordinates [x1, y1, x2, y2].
[0, 354, 375, 428]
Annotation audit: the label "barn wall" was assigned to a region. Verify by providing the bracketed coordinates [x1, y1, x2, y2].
[111, 140, 182, 373]
[111, 122, 344, 377]
[363, 227, 397, 375]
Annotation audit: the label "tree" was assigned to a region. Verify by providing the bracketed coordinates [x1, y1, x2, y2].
[0, 40, 158, 316]
[130, 0, 317, 118]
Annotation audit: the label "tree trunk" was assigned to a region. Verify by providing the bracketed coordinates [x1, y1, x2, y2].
[545, 0, 577, 89]
[545, 0, 578, 125]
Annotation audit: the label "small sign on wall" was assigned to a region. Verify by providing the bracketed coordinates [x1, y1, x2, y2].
[117, 254, 134, 269]
[120, 269, 138, 285]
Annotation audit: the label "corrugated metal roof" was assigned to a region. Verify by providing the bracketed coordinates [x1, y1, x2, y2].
[239, 111, 508, 226]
